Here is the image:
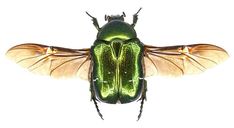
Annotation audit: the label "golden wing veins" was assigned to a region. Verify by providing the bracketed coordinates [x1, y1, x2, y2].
[6, 43, 91, 80]
[144, 44, 229, 77]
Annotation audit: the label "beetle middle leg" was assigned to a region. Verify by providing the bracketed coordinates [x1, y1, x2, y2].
[137, 79, 147, 121]
[86, 12, 100, 30]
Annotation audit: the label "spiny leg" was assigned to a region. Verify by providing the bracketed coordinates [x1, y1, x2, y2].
[137, 97, 145, 121]
[132, 8, 142, 27]
[86, 12, 100, 30]
[92, 97, 104, 120]
[137, 79, 147, 121]
[90, 77, 104, 120]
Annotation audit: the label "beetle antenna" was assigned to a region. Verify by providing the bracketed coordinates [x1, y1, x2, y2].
[105, 15, 110, 21]
[122, 12, 126, 17]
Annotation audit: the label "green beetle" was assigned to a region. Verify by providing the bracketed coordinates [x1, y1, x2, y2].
[6, 8, 229, 120]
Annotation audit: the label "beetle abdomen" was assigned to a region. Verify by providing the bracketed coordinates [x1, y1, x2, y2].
[91, 39, 144, 104]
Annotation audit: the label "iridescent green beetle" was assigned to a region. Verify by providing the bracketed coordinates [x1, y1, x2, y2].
[6, 8, 229, 120]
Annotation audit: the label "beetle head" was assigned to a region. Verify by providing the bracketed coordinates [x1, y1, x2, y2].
[105, 12, 126, 22]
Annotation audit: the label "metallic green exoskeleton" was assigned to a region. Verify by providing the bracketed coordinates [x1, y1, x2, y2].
[87, 8, 147, 120]
[6, 8, 229, 121]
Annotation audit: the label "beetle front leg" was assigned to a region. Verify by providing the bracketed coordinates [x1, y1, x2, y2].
[131, 8, 142, 27]
[137, 79, 147, 121]
[86, 12, 100, 30]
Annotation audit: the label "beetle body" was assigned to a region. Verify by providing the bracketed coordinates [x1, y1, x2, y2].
[91, 17, 145, 104]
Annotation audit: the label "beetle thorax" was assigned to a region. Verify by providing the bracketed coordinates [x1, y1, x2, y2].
[97, 20, 137, 42]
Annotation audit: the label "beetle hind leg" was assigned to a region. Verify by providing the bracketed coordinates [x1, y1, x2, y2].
[90, 81, 104, 120]
[137, 79, 147, 121]
[92, 96, 104, 120]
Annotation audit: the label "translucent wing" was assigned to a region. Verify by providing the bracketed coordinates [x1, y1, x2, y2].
[144, 44, 229, 77]
[6, 43, 91, 80]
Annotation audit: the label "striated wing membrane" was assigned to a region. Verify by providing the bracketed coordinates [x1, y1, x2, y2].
[6, 43, 91, 80]
[144, 44, 229, 77]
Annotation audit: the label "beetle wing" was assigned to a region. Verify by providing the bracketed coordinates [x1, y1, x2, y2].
[6, 43, 91, 80]
[144, 44, 229, 77]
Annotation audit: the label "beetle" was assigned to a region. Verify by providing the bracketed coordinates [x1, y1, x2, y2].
[6, 8, 229, 120]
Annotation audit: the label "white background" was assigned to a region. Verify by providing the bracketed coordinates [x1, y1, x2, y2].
[0, 0, 233, 128]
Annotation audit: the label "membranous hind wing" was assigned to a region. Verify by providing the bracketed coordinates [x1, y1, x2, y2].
[144, 44, 229, 77]
[6, 43, 91, 80]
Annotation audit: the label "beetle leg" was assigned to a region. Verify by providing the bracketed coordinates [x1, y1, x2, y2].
[132, 8, 142, 27]
[90, 89, 104, 120]
[90, 76, 104, 120]
[92, 96, 104, 120]
[137, 79, 147, 121]
[86, 12, 100, 30]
